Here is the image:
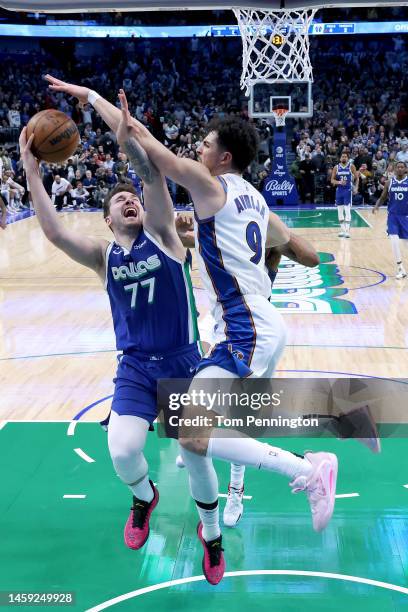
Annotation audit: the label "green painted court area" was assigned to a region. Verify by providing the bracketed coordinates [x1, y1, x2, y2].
[274, 209, 370, 229]
[1, 423, 407, 611]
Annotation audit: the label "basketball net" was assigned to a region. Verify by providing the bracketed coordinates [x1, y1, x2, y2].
[272, 107, 289, 127]
[233, 7, 317, 95]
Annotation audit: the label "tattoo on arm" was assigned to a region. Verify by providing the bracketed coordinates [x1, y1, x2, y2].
[122, 136, 159, 184]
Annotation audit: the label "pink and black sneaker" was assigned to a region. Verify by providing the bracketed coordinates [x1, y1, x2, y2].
[197, 522, 225, 585]
[124, 481, 159, 550]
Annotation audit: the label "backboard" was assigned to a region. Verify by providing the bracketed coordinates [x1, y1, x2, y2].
[249, 80, 313, 119]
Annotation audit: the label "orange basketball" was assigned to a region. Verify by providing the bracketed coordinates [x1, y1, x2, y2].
[26, 109, 80, 164]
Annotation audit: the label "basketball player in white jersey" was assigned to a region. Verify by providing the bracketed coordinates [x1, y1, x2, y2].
[175, 213, 321, 527]
[116, 90, 338, 584]
[331, 152, 359, 238]
[373, 161, 408, 278]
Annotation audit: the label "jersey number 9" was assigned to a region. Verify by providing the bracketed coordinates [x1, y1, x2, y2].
[246, 221, 262, 265]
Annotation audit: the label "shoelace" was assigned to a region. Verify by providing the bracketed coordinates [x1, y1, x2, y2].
[289, 475, 308, 494]
[131, 498, 151, 529]
[290, 473, 326, 515]
[227, 487, 244, 510]
[207, 538, 224, 568]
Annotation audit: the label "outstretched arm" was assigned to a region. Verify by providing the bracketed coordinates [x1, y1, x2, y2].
[0, 194, 7, 229]
[114, 92, 225, 218]
[19, 128, 107, 277]
[266, 211, 290, 249]
[47, 78, 224, 218]
[45, 74, 122, 134]
[116, 91, 177, 242]
[275, 231, 319, 268]
[373, 180, 390, 214]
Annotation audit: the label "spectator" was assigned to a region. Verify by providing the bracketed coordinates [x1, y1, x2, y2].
[82, 169, 97, 202]
[164, 119, 179, 145]
[104, 168, 118, 187]
[299, 154, 316, 203]
[396, 144, 408, 163]
[1, 170, 25, 211]
[103, 152, 115, 171]
[71, 181, 90, 208]
[51, 174, 72, 211]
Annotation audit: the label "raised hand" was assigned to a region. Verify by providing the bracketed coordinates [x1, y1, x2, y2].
[44, 74, 90, 106]
[175, 213, 194, 234]
[116, 89, 136, 146]
[19, 127, 40, 176]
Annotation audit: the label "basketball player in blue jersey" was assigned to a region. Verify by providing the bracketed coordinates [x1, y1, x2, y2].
[373, 161, 408, 279]
[118, 90, 339, 584]
[331, 152, 359, 238]
[19, 103, 203, 555]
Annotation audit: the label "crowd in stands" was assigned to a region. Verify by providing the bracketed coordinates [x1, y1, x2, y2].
[1, 6, 403, 26]
[0, 25, 407, 211]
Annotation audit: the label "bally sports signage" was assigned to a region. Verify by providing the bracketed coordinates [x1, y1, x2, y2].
[262, 126, 299, 207]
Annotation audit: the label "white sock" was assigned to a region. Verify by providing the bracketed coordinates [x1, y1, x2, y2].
[341, 222, 346, 233]
[180, 446, 220, 540]
[230, 463, 245, 490]
[344, 222, 350, 233]
[130, 474, 154, 503]
[197, 503, 220, 541]
[180, 447, 219, 502]
[207, 435, 312, 481]
[390, 235, 402, 265]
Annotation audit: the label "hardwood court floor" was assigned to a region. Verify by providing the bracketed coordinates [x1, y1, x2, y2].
[0, 207, 407, 422]
[0, 208, 407, 612]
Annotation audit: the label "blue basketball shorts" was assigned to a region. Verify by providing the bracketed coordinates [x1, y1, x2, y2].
[111, 343, 202, 424]
[387, 214, 408, 239]
[335, 189, 352, 206]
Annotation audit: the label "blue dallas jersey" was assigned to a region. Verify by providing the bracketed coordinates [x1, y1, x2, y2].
[336, 162, 353, 191]
[127, 167, 142, 194]
[105, 228, 199, 354]
[388, 175, 408, 215]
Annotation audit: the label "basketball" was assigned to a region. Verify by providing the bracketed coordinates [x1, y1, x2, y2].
[26, 109, 80, 163]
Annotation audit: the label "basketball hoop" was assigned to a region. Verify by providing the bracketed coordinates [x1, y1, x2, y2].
[233, 7, 317, 95]
[272, 107, 289, 127]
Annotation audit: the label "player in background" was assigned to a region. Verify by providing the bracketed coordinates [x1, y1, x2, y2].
[175, 213, 320, 527]
[331, 151, 359, 238]
[373, 161, 408, 279]
[116, 88, 338, 585]
[19, 96, 203, 555]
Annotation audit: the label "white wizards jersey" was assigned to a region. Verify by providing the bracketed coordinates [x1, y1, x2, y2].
[194, 173, 271, 324]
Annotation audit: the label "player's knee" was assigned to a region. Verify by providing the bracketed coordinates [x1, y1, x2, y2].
[179, 436, 208, 455]
[108, 437, 145, 470]
[111, 448, 147, 483]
